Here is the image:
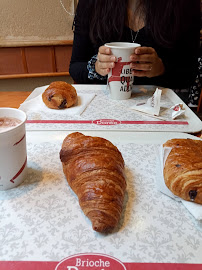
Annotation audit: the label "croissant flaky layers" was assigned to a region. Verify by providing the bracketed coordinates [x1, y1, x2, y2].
[163, 138, 202, 204]
[60, 132, 126, 233]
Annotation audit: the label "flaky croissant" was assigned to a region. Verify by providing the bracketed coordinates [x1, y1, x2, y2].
[42, 81, 77, 109]
[163, 138, 202, 204]
[60, 132, 126, 233]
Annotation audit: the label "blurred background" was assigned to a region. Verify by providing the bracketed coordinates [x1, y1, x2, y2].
[0, 0, 77, 91]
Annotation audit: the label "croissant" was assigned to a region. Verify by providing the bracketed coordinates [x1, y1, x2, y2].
[163, 138, 202, 204]
[60, 132, 126, 233]
[42, 81, 77, 109]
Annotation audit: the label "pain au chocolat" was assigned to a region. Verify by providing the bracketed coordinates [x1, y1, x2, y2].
[42, 81, 77, 109]
[163, 138, 202, 204]
[60, 132, 126, 233]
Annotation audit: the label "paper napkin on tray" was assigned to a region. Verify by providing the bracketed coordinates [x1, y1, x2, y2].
[130, 87, 162, 116]
[19, 92, 95, 116]
[156, 145, 202, 221]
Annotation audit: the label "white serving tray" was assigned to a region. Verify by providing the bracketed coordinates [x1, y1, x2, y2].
[0, 130, 201, 264]
[20, 84, 202, 133]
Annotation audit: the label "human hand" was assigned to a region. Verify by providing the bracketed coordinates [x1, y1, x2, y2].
[130, 47, 165, 78]
[95, 46, 116, 76]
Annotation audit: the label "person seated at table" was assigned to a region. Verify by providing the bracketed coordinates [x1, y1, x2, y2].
[69, 0, 200, 103]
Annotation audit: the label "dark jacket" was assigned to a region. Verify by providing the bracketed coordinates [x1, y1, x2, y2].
[69, 0, 200, 89]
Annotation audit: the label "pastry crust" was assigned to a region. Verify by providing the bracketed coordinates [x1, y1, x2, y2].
[60, 132, 126, 233]
[42, 81, 77, 109]
[163, 138, 202, 204]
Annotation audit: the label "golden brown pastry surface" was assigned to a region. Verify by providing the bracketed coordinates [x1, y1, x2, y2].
[163, 138, 202, 204]
[60, 132, 126, 233]
[42, 81, 77, 109]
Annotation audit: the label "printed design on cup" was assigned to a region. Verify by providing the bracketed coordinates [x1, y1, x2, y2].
[92, 119, 121, 125]
[55, 253, 126, 270]
[108, 57, 133, 92]
[10, 156, 27, 184]
[13, 134, 25, 146]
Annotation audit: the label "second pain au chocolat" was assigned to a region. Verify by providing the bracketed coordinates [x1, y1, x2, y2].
[60, 132, 126, 233]
[42, 81, 77, 109]
[163, 138, 202, 204]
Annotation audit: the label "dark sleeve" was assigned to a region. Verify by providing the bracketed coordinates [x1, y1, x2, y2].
[69, 0, 105, 84]
[157, 0, 201, 89]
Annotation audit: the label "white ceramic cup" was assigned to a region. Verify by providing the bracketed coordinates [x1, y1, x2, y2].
[105, 42, 141, 100]
[0, 108, 27, 191]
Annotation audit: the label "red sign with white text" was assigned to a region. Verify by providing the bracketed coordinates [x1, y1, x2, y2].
[26, 119, 189, 125]
[0, 259, 202, 270]
[56, 253, 126, 270]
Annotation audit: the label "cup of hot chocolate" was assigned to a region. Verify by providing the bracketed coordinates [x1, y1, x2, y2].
[0, 108, 27, 191]
[105, 42, 141, 100]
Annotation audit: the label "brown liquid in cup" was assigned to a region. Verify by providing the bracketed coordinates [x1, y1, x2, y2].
[0, 117, 22, 132]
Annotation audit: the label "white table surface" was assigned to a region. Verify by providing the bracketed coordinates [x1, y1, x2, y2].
[0, 130, 201, 267]
[19, 84, 202, 133]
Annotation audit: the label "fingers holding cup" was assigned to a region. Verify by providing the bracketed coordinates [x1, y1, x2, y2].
[130, 46, 165, 78]
[95, 46, 117, 76]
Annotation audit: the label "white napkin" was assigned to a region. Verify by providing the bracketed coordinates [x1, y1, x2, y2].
[130, 88, 162, 116]
[156, 145, 202, 221]
[19, 92, 95, 116]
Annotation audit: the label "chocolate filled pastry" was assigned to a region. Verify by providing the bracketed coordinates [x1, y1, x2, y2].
[42, 81, 77, 109]
[163, 138, 202, 204]
[60, 132, 126, 233]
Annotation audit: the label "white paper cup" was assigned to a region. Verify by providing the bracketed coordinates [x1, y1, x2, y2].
[0, 108, 27, 191]
[105, 42, 141, 100]
[105, 42, 140, 100]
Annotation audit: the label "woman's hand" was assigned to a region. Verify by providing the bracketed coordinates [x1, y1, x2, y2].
[95, 46, 116, 76]
[130, 47, 165, 78]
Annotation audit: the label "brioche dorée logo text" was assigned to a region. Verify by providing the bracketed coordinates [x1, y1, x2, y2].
[65, 258, 109, 270]
[93, 119, 121, 125]
[55, 253, 126, 270]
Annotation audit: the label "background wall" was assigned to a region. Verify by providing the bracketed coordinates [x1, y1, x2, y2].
[0, 0, 75, 43]
[0, 0, 76, 91]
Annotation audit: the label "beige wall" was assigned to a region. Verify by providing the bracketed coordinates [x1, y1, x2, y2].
[0, 0, 75, 43]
